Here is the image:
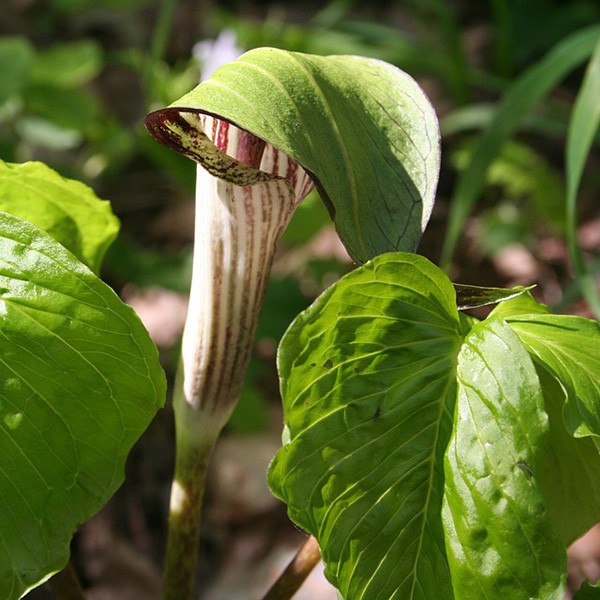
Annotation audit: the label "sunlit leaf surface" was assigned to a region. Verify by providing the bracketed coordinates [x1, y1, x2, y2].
[269, 253, 462, 599]
[443, 318, 565, 599]
[0, 213, 165, 599]
[505, 314, 600, 438]
[0, 160, 119, 274]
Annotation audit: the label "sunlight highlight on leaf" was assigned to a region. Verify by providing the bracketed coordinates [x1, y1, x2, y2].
[0, 213, 165, 599]
[269, 253, 462, 599]
[443, 318, 566, 599]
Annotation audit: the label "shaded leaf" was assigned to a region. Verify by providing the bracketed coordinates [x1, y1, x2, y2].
[505, 314, 600, 438]
[574, 581, 600, 598]
[146, 48, 440, 264]
[0, 160, 119, 274]
[269, 253, 462, 599]
[443, 318, 566, 599]
[0, 213, 165, 599]
[535, 367, 600, 544]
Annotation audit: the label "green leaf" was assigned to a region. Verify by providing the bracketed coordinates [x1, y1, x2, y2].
[441, 24, 600, 268]
[454, 282, 534, 310]
[146, 48, 440, 264]
[0, 160, 119, 274]
[0, 37, 34, 106]
[28, 40, 103, 88]
[565, 38, 600, 318]
[443, 318, 566, 600]
[0, 212, 165, 599]
[25, 84, 100, 131]
[505, 313, 600, 438]
[535, 367, 600, 544]
[489, 291, 550, 319]
[269, 252, 463, 599]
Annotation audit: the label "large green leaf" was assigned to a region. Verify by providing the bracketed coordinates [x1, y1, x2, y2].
[0, 212, 165, 599]
[443, 317, 566, 599]
[504, 314, 600, 438]
[269, 253, 462, 599]
[0, 161, 119, 274]
[145, 48, 440, 264]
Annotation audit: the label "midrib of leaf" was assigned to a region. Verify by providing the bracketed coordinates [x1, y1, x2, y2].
[324, 352, 457, 598]
[458, 381, 543, 585]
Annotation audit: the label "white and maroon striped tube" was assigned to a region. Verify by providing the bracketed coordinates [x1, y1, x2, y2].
[146, 109, 313, 420]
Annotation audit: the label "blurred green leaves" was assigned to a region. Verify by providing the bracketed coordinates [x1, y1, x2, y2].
[441, 24, 600, 269]
[0, 38, 103, 154]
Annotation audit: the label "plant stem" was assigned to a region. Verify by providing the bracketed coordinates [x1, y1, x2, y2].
[261, 536, 322, 600]
[162, 441, 214, 600]
[162, 366, 222, 600]
[48, 560, 85, 600]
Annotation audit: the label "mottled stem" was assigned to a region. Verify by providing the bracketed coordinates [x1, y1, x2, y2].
[162, 368, 218, 600]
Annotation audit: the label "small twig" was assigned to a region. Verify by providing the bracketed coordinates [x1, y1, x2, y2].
[261, 535, 322, 600]
[48, 560, 85, 600]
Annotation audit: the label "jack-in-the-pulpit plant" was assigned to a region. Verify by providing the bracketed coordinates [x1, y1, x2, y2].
[1, 42, 598, 600]
[145, 47, 440, 598]
[146, 110, 314, 597]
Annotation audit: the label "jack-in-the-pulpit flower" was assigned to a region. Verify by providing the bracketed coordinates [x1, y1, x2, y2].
[145, 107, 314, 600]
[146, 108, 313, 423]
